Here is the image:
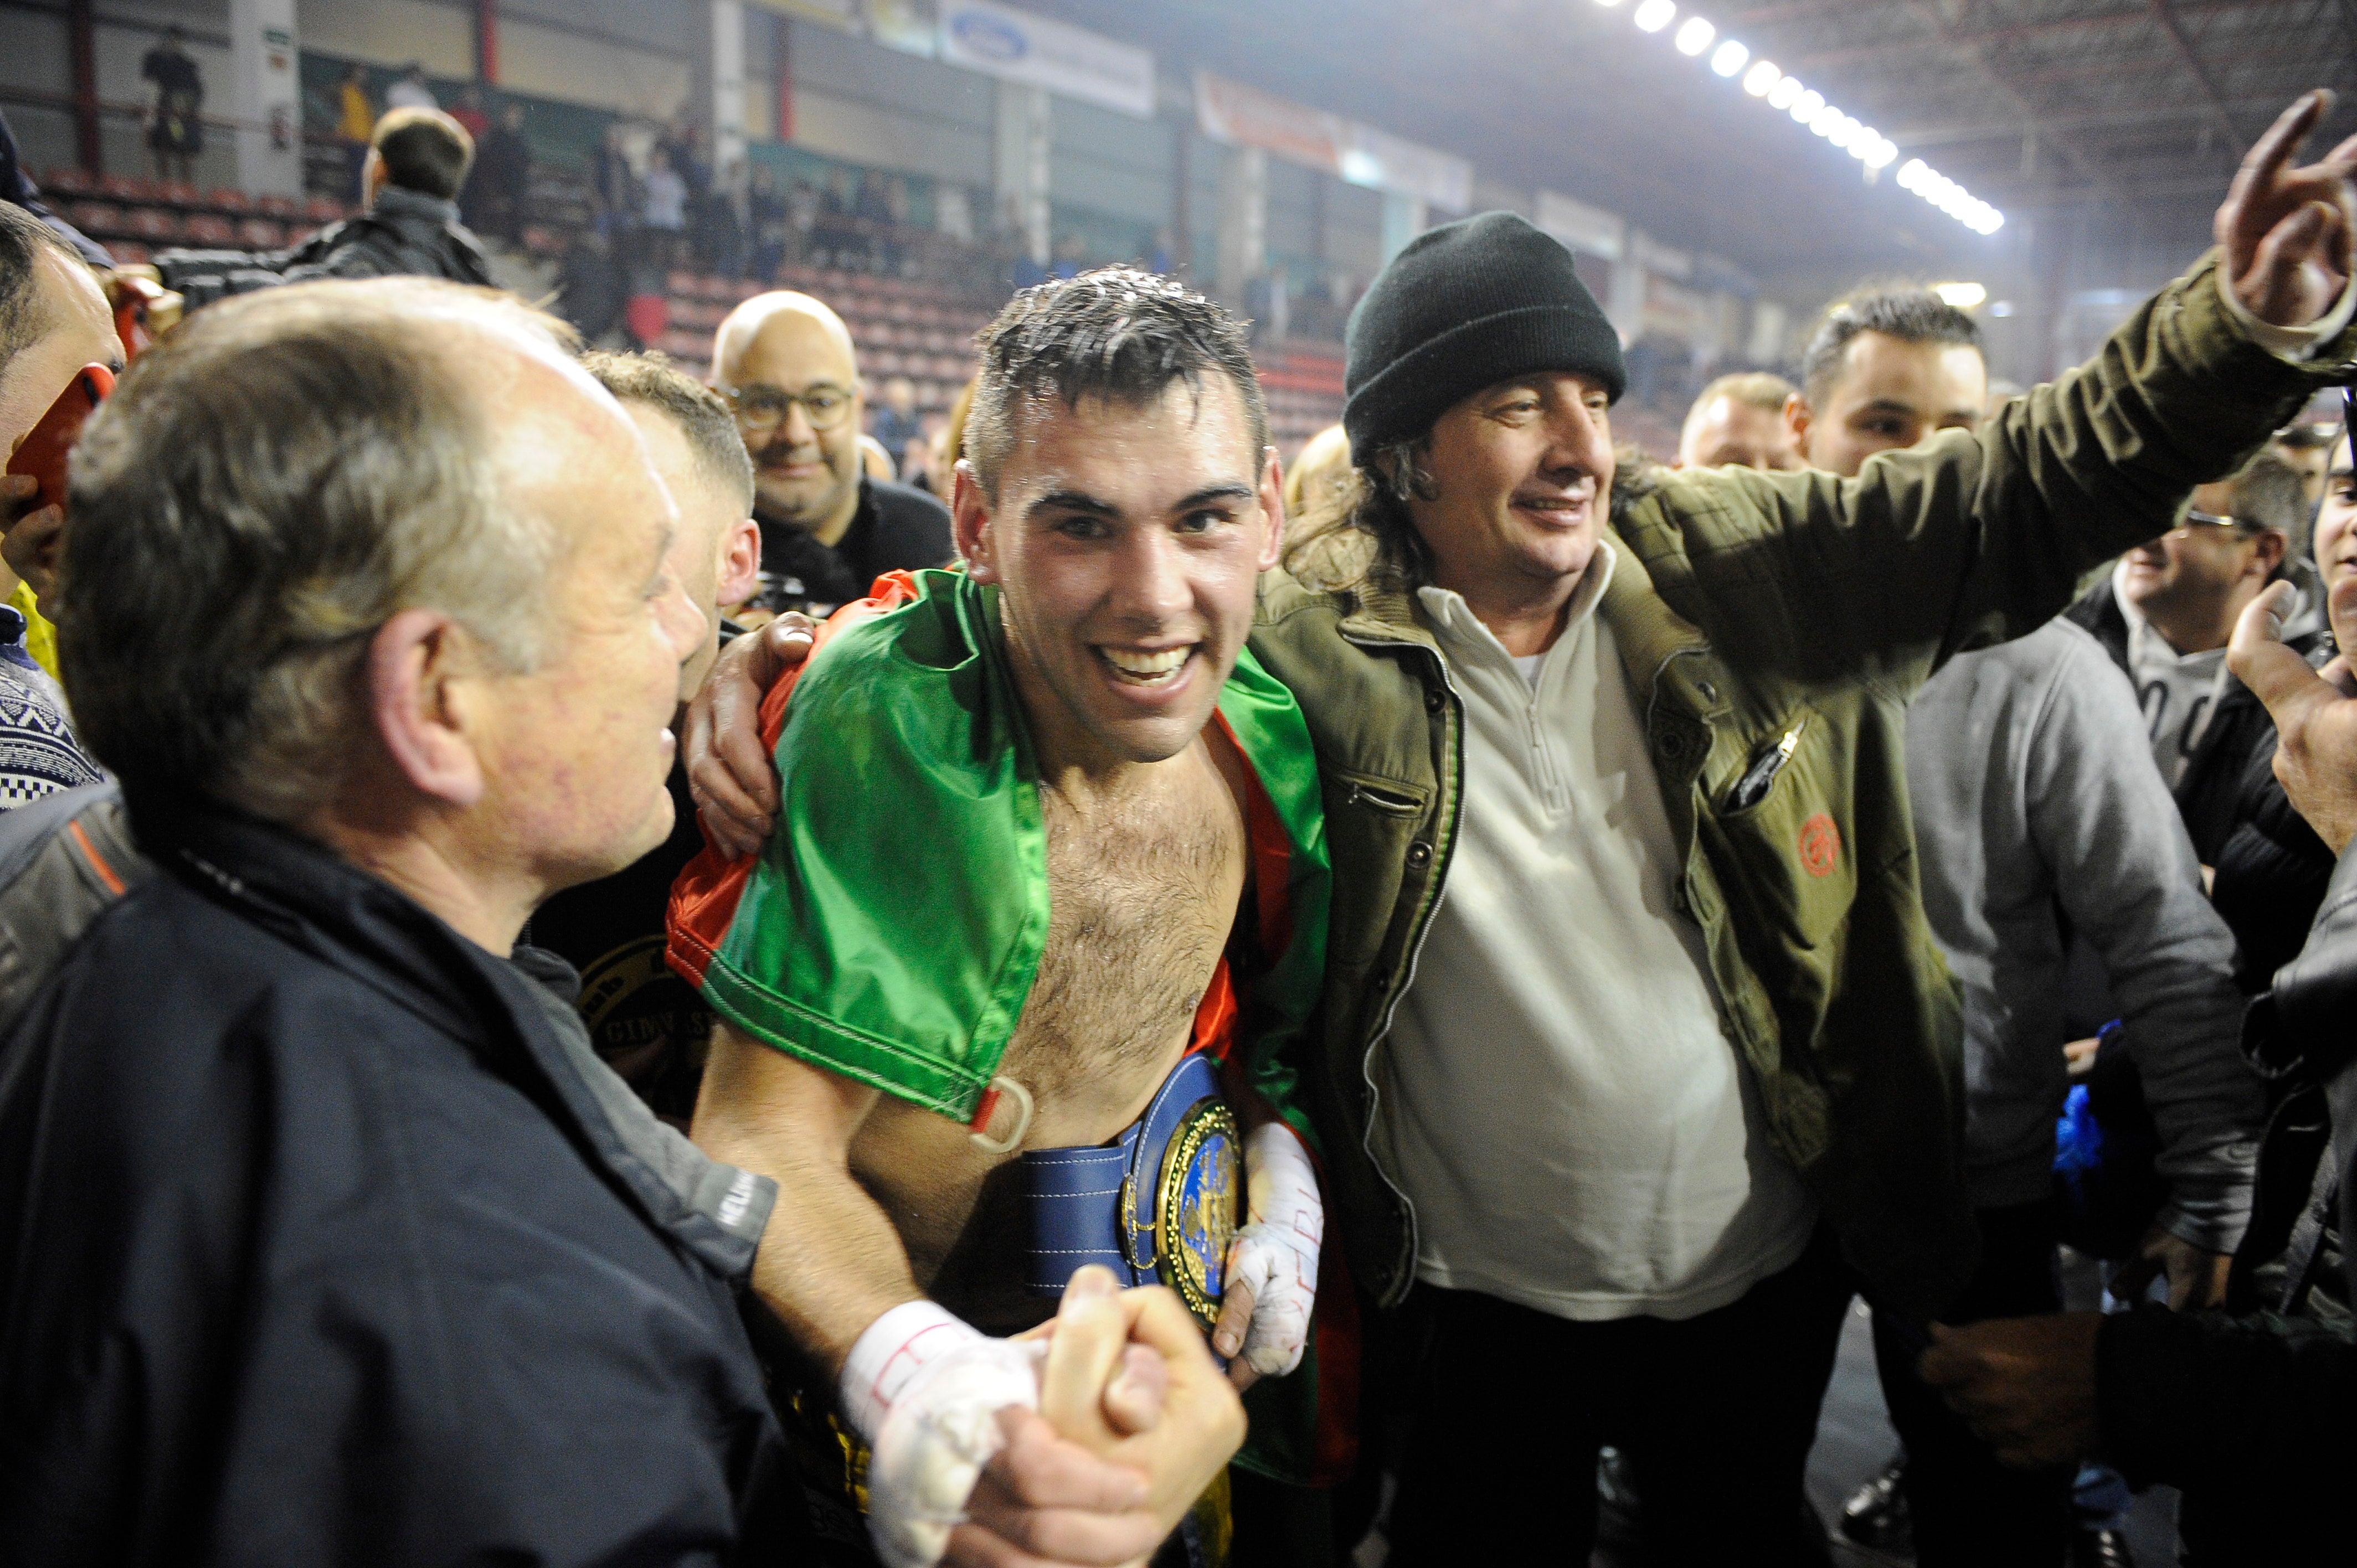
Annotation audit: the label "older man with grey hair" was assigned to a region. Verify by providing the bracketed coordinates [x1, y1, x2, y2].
[0, 277, 1237, 1567]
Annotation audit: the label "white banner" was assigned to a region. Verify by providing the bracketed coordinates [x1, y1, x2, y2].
[1535, 190, 1625, 261]
[1340, 123, 1470, 214]
[939, 0, 1155, 119]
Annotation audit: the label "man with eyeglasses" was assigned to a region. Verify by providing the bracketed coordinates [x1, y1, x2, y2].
[2067, 454, 2325, 885]
[709, 291, 954, 616]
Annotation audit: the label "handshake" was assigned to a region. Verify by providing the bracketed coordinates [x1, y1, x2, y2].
[853, 1266, 1248, 1568]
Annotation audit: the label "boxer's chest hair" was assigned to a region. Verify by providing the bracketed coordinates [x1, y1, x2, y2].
[1002, 761, 1246, 1106]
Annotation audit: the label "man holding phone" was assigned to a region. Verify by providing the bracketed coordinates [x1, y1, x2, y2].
[0, 202, 117, 806]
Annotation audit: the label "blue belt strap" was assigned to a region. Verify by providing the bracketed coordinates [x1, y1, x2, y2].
[1020, 1051, 1223, 1296]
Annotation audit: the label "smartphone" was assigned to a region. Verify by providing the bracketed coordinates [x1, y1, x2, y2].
[5, 362, 116, 512]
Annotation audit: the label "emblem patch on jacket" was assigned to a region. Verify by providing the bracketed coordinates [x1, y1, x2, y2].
[1799, 813, 1841, 878]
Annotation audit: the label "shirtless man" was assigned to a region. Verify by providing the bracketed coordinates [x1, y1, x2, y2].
[672, 269, 1328, 1567]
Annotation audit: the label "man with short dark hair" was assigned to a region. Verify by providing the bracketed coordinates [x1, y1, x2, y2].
[1676, 370, 1803, 470]
[1783, 289, 1985, 478]
[675, 267, 1318, 1566]
[1782, 291, 2260, 1568]
[0, 202, 117, 808]
[709, 290, 952, 615]
[150, 105, 492, 308]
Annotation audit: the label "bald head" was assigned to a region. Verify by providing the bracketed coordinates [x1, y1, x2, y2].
[710, 291, 866, 543]
[713, 291, 858, 388]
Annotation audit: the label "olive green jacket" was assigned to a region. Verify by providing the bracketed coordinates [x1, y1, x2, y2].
[1248, 255, 2357, 1323]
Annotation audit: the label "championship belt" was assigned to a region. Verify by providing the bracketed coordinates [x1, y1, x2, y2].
[1018, 1051, 1240, 1332]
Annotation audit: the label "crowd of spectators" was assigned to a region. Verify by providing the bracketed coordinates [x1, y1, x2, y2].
[1, 71, 2355, 1568]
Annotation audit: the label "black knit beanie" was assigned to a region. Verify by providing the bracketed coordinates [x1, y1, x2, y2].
[1342, 211, 1626, 465]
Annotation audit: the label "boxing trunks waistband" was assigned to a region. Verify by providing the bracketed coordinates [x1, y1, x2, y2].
[1018, 1051, 1240, 1332]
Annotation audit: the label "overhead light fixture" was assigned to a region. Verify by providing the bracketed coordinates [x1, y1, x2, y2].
[1792, 88, 1825, 123]
[1674, 16, 1715, 54]
[1743, 59, 1780, 96]
[1634, 0, 1676, 33]
[1934, 282, 1987, 310]
[1710, 39, 1749, 76]
[1899, 159, 2005, 234]
[1767, 74, 1803, 110]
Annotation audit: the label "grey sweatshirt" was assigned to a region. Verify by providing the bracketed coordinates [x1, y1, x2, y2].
[1907, 618, 2261, 1250]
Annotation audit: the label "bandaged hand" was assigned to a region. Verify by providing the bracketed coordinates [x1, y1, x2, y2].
[1214, 1120, 1322, 1387]
[843, 1302, 1044, 1568]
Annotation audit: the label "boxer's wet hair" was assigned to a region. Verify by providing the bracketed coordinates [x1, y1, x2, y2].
[963, 266, 1267, 500]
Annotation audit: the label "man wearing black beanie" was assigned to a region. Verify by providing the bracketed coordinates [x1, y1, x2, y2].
[1243, 96, 2357, 1565]
[677, 92, 2357, 1567]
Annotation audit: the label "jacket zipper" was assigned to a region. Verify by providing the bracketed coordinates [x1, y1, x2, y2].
[1337, 626, 1466, 1305]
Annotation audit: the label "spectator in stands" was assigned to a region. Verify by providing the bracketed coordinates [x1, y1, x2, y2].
[470, 100, 532, 251]
[709, 290, 953, 612]
[1782, 291, 1985, 477]
[1676, 370, 1804, 470]
[641, 148, 687, 275]
[1918, 455, 2357, 1554]
[0, 110, 111, 268]
[590, 123, 634, 240]
[2, 275, 1206, 1567]
[704, 159, 747, 280]
[785, 176, 819, 267]
[748, 166, 788, 281]
[527, 353, 759, 1121]
[138, 27, 203, 188]
[868, 374, 921, 474]
[554, 228, 624, 345]
[385, 63, 438, 112]
[448, 86, 490, 142]
[1785, 291, 2260, 1568]
[150, 107, 491, 308]
[0, 204, 115, 807]
[335, 65, 376, 203]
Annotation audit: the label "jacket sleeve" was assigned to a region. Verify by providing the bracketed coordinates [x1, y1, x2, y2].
[2210, 740, 2338, 991]
[1636, 256, 2357, 691]
[2028, 631, 2261, 1252]
[2098, 1303, 2356, 1493]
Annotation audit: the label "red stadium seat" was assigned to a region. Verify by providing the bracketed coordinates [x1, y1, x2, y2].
[100, 174, 153, 202]
[127, 209, 185, 243]
[42, 167, 98, 197]
[204, 188, 251, 214]
[255, 194, 299, 218]
[238, 218, 286, 248]
[301, 196, 344, 225]
[181, 214, 236, 246]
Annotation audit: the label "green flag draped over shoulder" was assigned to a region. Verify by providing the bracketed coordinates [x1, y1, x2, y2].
[689, 569, 1330, 1139]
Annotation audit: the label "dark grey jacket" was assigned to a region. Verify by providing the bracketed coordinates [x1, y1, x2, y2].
[154, 185, 495, 309]
[0, 791, 795, 1564]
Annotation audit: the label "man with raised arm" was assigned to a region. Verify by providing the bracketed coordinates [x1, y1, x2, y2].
[671, 271, 1331, 1567]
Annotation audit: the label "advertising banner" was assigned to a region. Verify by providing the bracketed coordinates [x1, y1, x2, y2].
[1535, 189, 1625, 261]
[939, 0, 1156, 118]
[1196, 72, 1469, 212]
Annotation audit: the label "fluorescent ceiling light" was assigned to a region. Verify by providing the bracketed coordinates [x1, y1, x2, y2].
[1934, 282, 1987, 309]
[1768, 75, 1803, 109]
[1634, 0, 1676, 33]
[1711, 39, 1749, 76]
[1743, 60, 1780, 95]
[1674, 16, 1716, 54]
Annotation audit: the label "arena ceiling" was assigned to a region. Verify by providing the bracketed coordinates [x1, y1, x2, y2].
[1028, 0, 2357, 289]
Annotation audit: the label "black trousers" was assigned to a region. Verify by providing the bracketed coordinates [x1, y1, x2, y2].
[1871, 1200, 2071, 1568]
[1386, 1228, 1851, 1566]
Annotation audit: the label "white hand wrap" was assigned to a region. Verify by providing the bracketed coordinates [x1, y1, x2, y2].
[1224, 1120, 1323, 1377]
[840, 1301, 1043, 1568]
